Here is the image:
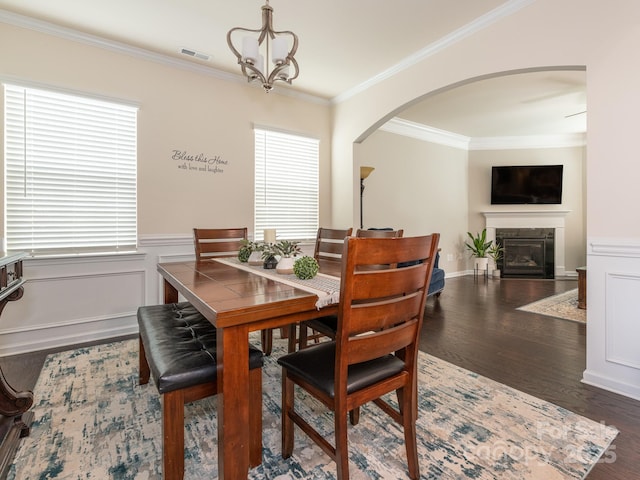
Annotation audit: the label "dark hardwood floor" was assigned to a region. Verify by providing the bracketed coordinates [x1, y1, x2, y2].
[421, 276, 640, 480]
[1, 275, 639, 478]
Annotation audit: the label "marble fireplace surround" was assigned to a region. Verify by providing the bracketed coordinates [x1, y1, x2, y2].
[483, 211, 570, 277]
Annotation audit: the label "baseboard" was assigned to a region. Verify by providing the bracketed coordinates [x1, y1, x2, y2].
[582, 370, 640, 402]
[0, 314, 138, 357]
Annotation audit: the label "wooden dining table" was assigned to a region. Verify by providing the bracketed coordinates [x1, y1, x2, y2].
[157, 258, 340, 479]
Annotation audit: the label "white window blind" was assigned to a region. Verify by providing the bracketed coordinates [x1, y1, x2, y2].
[254, 128, 319, 241]
[4, 84, 138, 255]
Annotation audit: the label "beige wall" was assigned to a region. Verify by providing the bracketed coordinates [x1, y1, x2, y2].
[358, 129, 586, 275]
[330, 0, 640, 399]
[356, 130, 469, 273]
[0, 22, 332, 238]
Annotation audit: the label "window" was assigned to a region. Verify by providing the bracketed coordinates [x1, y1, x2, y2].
[254, 127, 319, 241]
[4, 84, 137, 255]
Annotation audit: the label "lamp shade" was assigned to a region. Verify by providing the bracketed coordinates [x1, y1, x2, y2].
[360, 166, 375, 180]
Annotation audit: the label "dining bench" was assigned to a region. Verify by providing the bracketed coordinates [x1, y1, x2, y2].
[137, 302, 264, 479]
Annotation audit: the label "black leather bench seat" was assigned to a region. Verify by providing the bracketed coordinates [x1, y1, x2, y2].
[137, 302, 263, 394]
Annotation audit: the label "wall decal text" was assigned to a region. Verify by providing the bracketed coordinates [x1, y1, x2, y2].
[172, 150, 228, 174]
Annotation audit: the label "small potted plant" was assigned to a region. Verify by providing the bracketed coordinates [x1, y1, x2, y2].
[238, 239, 257, 263]
[487, 241, 503, 278]
[465, 228, 493, 272]
[274, 240, 302, 274]
[246, 241, 265, 265]
[293, 256, 319, 280]
[261, 243, 278, 269]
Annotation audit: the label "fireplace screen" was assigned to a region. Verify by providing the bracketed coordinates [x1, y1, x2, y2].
[496, 228, 555, 279]
[502, 238, 546, 277]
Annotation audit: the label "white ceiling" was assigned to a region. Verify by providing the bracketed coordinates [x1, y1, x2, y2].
[0, 0, 586, 137]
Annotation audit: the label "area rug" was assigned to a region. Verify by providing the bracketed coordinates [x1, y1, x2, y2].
[517, 289, 586, 323]
[9, 336, 615, 479]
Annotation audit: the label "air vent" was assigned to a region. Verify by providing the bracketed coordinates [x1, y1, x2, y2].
[180, 48, 211, 61]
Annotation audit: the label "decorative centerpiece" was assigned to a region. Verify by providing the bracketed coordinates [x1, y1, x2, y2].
[293, 256, 319, 279]
[262, 244, 278, 269]
[274, 240, 302, 274]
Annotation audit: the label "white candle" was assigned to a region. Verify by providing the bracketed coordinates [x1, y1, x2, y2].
[271, 37, 288, 64]
[242, 37, 259, 64]
[264, 229, 276, 244]
[256, 54, 265, 75]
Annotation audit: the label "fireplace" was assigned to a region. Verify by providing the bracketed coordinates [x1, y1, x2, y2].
[496, 228, 555, 278]
[484, 210, 569, 278]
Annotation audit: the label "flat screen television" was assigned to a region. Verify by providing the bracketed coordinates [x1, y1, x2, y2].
[491, 165, 563, 205]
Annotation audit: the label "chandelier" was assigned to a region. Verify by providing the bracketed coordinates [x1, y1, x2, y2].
[227, 1, 299, 93]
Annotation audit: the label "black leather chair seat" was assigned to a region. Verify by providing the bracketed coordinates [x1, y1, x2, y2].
[277, 342, 404, 397]
[137, 302, 263, 394]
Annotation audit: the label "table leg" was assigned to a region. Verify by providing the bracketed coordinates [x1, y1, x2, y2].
[217, 324, 251, 479]
[163, 280, 178, 304]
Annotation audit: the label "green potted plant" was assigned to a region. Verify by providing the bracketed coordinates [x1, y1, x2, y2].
[465, 228, 493, 272]
[261, 243, 278, 269]
[238, 239, 257, 263]
[274, 240, 302, 274]
[293, 256, 319, 279]
[247, 241, 265, 265]
[487, 241, 503, 278]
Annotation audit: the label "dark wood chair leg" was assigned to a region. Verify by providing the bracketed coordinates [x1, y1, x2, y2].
[282, 374, 295, 458]
[334, 403, 350, 480]
[261, 329, 273, 356]
[401, 385, 419, 479]
[162, 390, 184, 480]
[349, 408, 359, 425]
[138, 335, 150, 385]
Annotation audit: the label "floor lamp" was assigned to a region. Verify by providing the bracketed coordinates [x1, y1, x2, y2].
[360, 166, 375, 229]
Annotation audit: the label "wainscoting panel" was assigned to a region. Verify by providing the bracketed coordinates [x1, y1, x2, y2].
[0, 253, 148, 356]
[0, 237, 199, 356]
[583, 237, 640, 401]
[605, 272, 640, 369]
[5, 271, 145, 330]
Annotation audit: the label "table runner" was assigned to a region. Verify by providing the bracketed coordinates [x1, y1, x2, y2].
[214, 257, 340, 309]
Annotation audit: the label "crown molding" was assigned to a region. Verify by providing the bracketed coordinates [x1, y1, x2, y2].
[380, 118, 470, 150]
[381, 118, 586, 151]
[332, 0, 536, 105]
[470, 132, 586, 150]
[0, 10, 329, 106]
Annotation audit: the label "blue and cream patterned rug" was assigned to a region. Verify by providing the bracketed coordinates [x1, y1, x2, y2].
[10, 336, 616, 479]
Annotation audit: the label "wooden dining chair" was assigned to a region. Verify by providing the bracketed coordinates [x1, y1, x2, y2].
[193, 227, 275, 355]
[354, 228, 404, 238]
[296, 227, 352, 350]
[314, 227, 353, 265]
[278, 234, 440, 480]
[299, 227, 403, 351]
[193, 227, 248, 261]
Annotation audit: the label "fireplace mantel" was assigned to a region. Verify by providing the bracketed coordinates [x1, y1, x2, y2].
[482, 210, 571, 277]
